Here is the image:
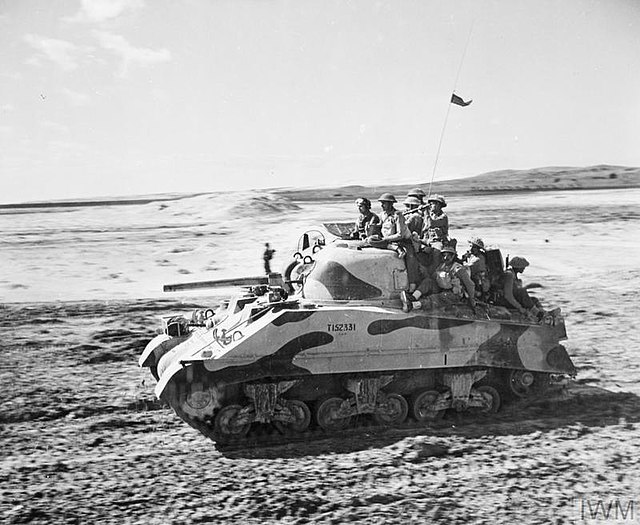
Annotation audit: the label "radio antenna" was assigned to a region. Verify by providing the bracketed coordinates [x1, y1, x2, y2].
[427, 20, 475, 198]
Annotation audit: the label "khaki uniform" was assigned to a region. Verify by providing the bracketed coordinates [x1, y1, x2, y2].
[423, 211, 449, 247]
[353, 211, 380, 239]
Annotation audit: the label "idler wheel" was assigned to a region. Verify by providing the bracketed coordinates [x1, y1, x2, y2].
[508, 370, 536, 398]
[373, 393, 409, 426]
[214, 404, 251, 438]
[316, 397, 354, 431]
[411, 390, 445, 423]
[274, 400, 311, 434]
[472, 385, 501, 414]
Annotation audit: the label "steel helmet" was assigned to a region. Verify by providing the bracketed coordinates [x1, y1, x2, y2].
[427, 194, 447, 208]
[377, 193, 397, 203]
[407, 188, 426, 199]
[441, 245, 457, 255]
[355, 197, 371, 209]
[403, 196, 421, 207]
[468, 237, 485, 249]
[509, 256, 530, 269]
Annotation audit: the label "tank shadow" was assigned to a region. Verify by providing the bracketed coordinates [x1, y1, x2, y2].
[218, 383, 640, 459]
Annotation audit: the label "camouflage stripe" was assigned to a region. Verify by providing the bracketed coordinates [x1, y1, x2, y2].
[309, 261, 383, 300]
[472, 323, 529, 369]
[271, 310, 316, 326]
[212, 331, 335, 384]
[367, 316, 474, 335]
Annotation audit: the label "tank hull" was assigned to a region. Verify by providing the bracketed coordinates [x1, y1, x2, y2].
[156, 303, 571, 396]
[148, 299, 573, 445]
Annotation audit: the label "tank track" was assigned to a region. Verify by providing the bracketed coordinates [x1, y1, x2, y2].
[167, 370, 565, 454]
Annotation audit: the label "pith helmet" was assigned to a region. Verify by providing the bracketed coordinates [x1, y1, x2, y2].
[377, 193, 397, 203]
[355, 197, 371, 208]
[427, 194, 447, 208]
[407, 187, 426, 198]
[441, 245, 457, 255]
[509, 256, 530, 269]
[468, 237, 485, 249]
[403, 196, 421, 207]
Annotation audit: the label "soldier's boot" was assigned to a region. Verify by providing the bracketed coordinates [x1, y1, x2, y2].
[401, 291, 415, 312]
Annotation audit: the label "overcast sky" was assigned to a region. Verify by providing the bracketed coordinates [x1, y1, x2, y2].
[1, 0, 639, 204]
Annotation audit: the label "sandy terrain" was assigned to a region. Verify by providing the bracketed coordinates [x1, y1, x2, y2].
[2, 301, 640, 524]
[2, 175, 640, 524]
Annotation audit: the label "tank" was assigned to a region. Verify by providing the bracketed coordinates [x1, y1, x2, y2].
[139, 226, 575, 447]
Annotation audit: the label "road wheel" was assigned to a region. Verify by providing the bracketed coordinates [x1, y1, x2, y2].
[214, 404, 251, 439]
[274, 400, 311, 434]
[473, 385, 501, 414]
[315, 397, 353, 431]
[411, 389, 445, 423]
[373, 393, 409, 426]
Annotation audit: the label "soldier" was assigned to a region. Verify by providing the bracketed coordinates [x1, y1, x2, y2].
[495, 256, 541, 318]
[403, 195, 424, 241]
[407, 187, 427, 206]
[263, 243, 276, 274]
[422, 194, 450, 248]
[351, 197, 380, 240]
[403, 195, 424, 292]
[367, 193, 420, 292]
[462, 237, 490, 298]
[401, 245, 476, 312]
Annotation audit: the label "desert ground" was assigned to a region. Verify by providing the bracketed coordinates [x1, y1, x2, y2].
[2, 169, 640, 524]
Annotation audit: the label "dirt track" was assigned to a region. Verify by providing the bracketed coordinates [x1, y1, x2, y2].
[2, 300, 640, 524]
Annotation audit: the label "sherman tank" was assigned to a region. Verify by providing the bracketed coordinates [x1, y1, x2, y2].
[139, 225, 575, 447]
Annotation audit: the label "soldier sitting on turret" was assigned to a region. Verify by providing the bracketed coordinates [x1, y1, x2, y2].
[351, 197, 380, 240]
[366, 193, 420, 293]
[401, 245, 476, 312]
[462, 237, 491, 300]
[422, 194, 451, 249]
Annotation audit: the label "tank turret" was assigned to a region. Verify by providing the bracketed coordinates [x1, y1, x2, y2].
[140, 227, 575, 449]
[302, 241, 408, 303]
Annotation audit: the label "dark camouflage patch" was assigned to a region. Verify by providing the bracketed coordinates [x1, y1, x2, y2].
[472, 323, 528, 369]
[367, 316, 474, 335]
[309, 261, 382, 300]
[213, 331, 334, 383]
[546, 344, 576, 374]
[271, 310, 315, 326]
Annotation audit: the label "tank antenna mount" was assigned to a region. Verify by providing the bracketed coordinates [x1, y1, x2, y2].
[427, 19, 475, 199]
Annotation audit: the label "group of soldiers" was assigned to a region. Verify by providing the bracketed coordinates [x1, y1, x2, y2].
[351, 189, 543, 320]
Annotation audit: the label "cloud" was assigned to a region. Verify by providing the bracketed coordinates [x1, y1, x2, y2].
[40, 121, 70, 134]
[24, 34, 80, 71]
[67, 0, 145, 23]
[93, 30, 171, 75]
[61, 88, 92, 107]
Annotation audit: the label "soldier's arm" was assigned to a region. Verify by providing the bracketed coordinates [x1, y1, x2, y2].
[397, 212, 411, 240]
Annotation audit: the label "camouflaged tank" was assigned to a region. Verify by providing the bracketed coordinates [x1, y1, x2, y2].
[139, 226, 575, 445]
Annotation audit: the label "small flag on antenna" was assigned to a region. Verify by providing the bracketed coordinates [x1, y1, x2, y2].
[451, 93, 472, 107]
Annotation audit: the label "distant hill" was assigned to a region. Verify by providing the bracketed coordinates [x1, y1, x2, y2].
[2, 165, 638, 209]
[273, 165, 640, 202]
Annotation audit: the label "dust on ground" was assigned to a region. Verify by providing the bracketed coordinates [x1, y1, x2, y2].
[2, 300, 640, 524]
